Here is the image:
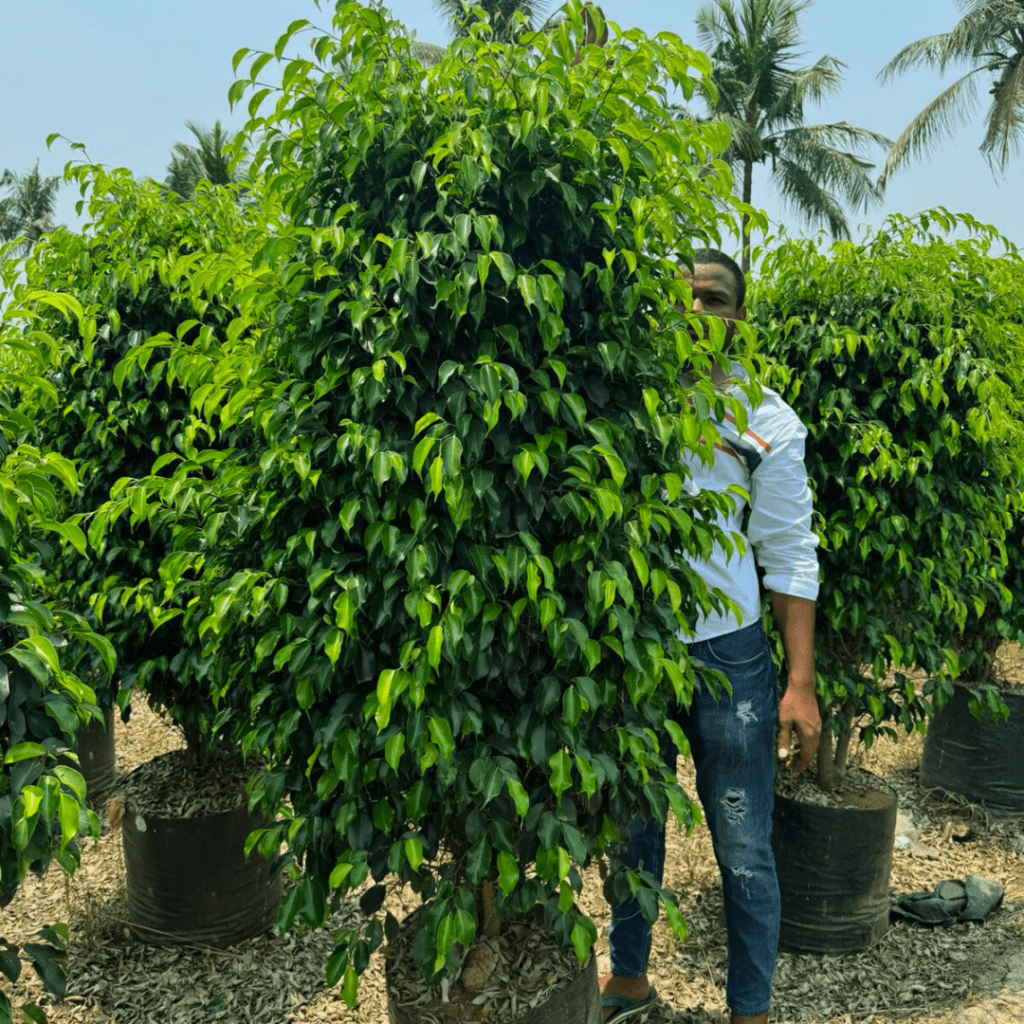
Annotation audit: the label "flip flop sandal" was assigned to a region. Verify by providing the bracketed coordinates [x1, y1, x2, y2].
[601, 985, 658, 1022]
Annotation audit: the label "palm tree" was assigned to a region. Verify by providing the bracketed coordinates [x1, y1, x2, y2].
[0, 163, 60, 255]
[878, 0, 1024, 184]
[432, 0, 554, 43]
[165, 120, 247, 200]
[694, 0, 892, 271]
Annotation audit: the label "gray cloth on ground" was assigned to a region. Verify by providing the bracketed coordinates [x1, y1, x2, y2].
[890, 876, 1004, 926]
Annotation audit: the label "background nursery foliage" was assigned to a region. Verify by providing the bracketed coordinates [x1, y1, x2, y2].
[107, 0, 768, 1002]
[751, 211, 1024, 791]
[0, 299, 111, 1023]
[10, 167, 272, 760]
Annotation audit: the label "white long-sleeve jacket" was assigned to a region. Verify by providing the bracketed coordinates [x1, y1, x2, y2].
[682, 370, 820, 643]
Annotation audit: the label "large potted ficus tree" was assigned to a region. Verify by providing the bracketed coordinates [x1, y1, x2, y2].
[0, 324, 107, 1023]
[107, 1, 768, 1016]
[8, 165, 285, 947]
[749, 211, 1024, 952]
[905, 215, 1024, 817]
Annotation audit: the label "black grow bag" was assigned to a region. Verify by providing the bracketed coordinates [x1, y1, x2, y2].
[58, 706, 116, 807]
[772, 783, 897, 953]
[920, 685, 1024, 816]
[123, 800, 282, 947]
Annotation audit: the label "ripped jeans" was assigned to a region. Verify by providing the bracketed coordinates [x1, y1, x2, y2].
[608, 622, 780, 1018]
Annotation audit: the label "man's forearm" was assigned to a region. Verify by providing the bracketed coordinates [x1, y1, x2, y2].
[770, 592, 816, 692]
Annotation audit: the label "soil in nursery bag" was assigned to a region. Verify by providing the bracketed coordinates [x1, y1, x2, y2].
[117, 747, 282, 947]
[6, 702, 1024, 1024]
[385, 910, 600, 1024]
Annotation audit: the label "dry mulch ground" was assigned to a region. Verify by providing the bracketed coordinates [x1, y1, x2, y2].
[4, 659, 1024, 1024]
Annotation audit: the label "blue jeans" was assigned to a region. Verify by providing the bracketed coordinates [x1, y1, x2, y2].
[607, 623, 780, 1018]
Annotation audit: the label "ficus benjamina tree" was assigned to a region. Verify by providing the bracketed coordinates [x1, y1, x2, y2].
[89, 0, 768, 1003]
[7, 165, 274, 762]
[0, 298, 108, 1023]
[750, 210, 1024, 793]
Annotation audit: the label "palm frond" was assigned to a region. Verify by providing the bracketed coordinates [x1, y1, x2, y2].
[788, 54, 845, 106]
[878, 34, 959, 82]
[0, 164, 61, 253]
[787, 121, 894, 152]
[776, 129, 886, 211]
[431, 0, 553, 42]
[878, 68, 985, 185]
[980, 48, 1024, 169]
[695, 0, 742, 53]
[411, 41, 448, 65]
[723, 114, 769, 162]
[772, 154, 849, 237]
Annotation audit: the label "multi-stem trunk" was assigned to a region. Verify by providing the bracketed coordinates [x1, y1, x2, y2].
[814, 699, 855, 793]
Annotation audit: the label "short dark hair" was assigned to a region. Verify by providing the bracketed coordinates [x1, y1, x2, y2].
[690, 248, 746, 308]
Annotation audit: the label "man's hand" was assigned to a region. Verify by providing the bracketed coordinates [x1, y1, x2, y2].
[777, 686, 821, 772]
[769, 592, 819, 772]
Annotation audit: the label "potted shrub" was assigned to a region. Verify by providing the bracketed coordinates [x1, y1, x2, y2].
[0, 352, 106, 1021]
[906, 218, 1024, 816]
[8, 165, 284, 946]
[750, 211, 1024, 951]
[117, 0, 767, 1014]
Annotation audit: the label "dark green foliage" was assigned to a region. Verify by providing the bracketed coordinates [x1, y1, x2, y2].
[11, 170, 270, 753]
[752, 210, 1024, 784]
[97, 0, 759, 998]
[0, 334, 105, 1022]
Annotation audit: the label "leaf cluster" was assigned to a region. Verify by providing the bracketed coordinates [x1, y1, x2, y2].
[84, 0, 754, 997]
[752, 210, 1024, 760]
[5, 167, 272, 752]
[0, 410, 106, 1021]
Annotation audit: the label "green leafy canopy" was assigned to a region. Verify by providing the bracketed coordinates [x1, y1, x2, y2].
[97, 0, 767, 997]
[752, 210, 1024, 784]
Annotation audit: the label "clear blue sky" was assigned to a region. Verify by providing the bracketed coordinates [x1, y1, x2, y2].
[3, 0, 1022, 252]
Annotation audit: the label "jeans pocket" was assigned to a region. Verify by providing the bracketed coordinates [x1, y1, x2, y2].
[701, 625, 769, 668]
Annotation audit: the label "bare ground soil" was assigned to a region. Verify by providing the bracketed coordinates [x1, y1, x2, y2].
[4, 662, 1024, 1024]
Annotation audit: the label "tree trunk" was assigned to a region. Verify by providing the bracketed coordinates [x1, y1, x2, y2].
[814, 705, 838, 793]
[741, 157, 753, 274]
[815, 700, 855, 793]
[479, 880, 503, 939]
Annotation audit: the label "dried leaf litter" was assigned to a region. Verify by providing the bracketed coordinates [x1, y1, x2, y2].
[3, 676, 1024, 1024]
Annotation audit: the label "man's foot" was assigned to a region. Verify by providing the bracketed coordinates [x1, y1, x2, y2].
[731, 1014, 769, 1024]
[599, 973, 654, 1021]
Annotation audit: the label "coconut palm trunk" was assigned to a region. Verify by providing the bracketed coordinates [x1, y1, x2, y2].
[695, 0, 890, 264]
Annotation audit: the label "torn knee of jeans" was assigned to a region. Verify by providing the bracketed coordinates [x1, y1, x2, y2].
[736, 700, 757, 724]
[732, 865, 754, 895]
[721, 787, 747, 825]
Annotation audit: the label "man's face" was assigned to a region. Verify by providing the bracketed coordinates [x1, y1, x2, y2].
[676, 262, 746, 344]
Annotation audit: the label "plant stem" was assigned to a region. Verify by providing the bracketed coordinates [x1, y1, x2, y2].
[480, 880, 502, 939]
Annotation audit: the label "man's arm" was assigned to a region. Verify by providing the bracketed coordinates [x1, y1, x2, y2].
[744, 423, 821, 773]
[771, 592, 820, 772]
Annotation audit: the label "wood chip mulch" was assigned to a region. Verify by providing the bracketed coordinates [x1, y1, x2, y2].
[4, 644, 1024, 1024]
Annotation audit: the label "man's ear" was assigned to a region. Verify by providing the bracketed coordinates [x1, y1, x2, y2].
[737, 305, 747, 322]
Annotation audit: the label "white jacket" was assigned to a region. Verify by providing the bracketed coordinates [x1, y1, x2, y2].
[682, 369, 820, 643]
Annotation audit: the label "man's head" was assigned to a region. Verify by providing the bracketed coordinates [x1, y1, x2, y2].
[678, 247, 746, 317]
[692, 248, 745, 309]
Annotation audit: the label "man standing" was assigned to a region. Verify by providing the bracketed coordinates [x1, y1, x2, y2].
[599, 249, 821, 1024]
